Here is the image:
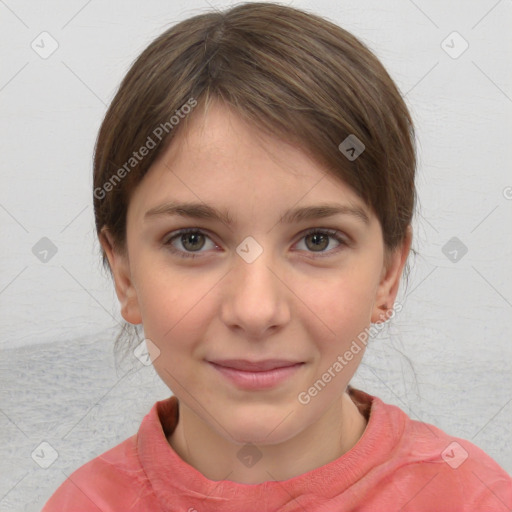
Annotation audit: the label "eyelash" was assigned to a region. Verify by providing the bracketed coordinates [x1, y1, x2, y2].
[162, 227, 348, 260]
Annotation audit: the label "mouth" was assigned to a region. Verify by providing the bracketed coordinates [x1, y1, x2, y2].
[207, 359, 304, 371]
[207, 359, 305, 390]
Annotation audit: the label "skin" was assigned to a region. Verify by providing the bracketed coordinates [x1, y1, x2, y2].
[100, 100, 412, 484]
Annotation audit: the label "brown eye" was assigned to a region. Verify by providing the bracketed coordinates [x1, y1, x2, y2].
[163, 227, 347, 260]
[305, 232, 330, 252]
[163, 228, 216, 259]
[294, 228, 347, 257]
[180, 232, 205, 251]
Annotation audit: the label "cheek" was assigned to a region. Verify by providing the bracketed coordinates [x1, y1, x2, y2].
[297, 269, 378, 339]
[139, 273, 207, 385]
[134, 262, 218, 354]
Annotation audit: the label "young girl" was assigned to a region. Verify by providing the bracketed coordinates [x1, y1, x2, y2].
[42, 2, 511, 510]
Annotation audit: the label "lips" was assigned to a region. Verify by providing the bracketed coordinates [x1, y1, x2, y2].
[208, 359, 303, 372]
[208, 359, 305, 390]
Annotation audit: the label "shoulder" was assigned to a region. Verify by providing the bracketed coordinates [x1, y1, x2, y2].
[372, 395, 512, 510]
[41, 434, 156, 512]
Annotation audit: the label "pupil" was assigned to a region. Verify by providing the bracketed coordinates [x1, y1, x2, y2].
[184, 233, 203, 250]
[309, 233, 327, 251]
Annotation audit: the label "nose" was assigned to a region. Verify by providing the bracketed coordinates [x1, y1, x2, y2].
[219, 246, 291, 339]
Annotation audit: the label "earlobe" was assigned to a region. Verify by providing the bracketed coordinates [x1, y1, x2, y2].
[99, 227, 142, 325]
[370, 226, 412, 324]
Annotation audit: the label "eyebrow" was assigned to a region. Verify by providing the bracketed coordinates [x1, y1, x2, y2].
[143, 201, 370, 226]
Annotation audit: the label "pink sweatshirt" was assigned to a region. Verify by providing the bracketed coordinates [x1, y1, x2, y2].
[42, 387, 512, 511]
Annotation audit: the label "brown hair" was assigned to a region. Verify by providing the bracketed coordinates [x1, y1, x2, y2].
[93, 2, 417, 357]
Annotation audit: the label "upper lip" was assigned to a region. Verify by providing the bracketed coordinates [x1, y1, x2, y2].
[208, 359, 304, 372]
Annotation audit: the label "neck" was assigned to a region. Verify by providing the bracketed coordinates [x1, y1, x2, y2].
[168, 391, 367, 484]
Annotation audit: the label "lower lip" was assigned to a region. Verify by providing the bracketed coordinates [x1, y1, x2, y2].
[209, 362, 304, 390]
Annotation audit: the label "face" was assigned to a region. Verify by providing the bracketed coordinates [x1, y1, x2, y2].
[102, 101, 410, 446]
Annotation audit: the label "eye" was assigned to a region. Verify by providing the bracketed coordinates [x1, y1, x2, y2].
[294, 228, 347, 257]
[162, 227, 348, 259]
[162, 228, 217, 259]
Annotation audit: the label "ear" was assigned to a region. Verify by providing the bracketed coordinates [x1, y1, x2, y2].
[99, 227, 142, 325]
[370, 225, 412, 324]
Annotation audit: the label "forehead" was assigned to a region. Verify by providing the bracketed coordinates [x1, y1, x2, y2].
[128, 101, 374, 228]
[163, 101, 322, 178]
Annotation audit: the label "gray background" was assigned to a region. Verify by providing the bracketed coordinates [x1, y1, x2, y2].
[1, 0, 511, 510]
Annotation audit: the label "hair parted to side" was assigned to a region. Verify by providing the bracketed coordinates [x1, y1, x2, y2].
[93, 2, 417, 359]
